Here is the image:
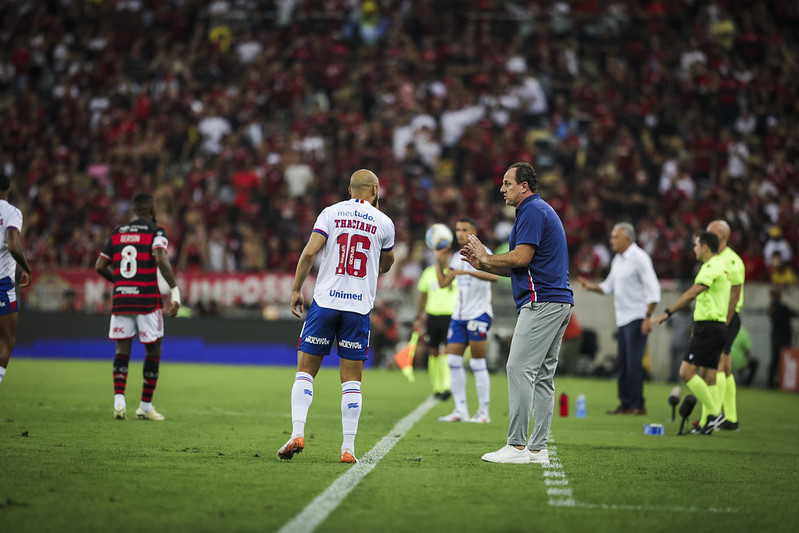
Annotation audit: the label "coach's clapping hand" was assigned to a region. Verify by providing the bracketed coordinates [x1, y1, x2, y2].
[460, 234, 487, 269]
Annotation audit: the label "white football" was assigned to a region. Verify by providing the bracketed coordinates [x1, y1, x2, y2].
[425, 223, 454, 250]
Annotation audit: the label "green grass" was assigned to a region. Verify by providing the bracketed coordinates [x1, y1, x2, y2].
[1, 358, 798, 533]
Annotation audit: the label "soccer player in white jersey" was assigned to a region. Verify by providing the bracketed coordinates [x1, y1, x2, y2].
[279, 169, 395, 464]
[0, 174, 33, 386]
[435, 218, 498, 423]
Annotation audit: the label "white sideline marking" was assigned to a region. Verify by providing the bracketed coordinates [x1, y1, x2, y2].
[276, 396, 438, 533]
[541, 436, 737, 513]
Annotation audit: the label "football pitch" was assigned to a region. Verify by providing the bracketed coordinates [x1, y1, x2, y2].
[1, 358, 798, 533]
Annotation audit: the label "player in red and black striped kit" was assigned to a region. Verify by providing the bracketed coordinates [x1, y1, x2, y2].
[95, 193, 180, 421]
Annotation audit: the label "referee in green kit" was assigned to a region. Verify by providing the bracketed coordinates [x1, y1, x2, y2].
[653, 231, 730, 434]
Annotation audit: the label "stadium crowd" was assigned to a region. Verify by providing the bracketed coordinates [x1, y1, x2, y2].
[1, 0, 798, 299]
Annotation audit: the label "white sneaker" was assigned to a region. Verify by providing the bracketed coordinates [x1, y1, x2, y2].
[114, 407, 127, 420]
[438, 411, 469, 422]
[481, 445, 531, 464]
[135, 406, 165, 421]
[528, 449, 550, 464]
[469, 414, 491, 424]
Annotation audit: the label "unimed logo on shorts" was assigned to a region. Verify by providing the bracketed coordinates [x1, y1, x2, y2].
[304, 335, 330, 346]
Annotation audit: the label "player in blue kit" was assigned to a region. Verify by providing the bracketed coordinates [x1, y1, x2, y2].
[279, 169, 395, 464]
[0, 174, 33, 387]
[435, 218, 498, 423]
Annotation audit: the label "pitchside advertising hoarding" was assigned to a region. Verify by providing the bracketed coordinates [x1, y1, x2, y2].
[18, 268, 412, 366]
[21, 268, 408, 311]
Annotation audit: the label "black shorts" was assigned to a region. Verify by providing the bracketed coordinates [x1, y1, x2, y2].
[425, 314, 451, 349]
[684, 321, 727, 369]
[723, 313, 741, 354]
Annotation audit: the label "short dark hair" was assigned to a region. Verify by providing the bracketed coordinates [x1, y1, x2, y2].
[0, 174, 10, 191]
[509, 162, 538, 192]
[458, 216, 477, 229]
[133, 193, 154, 215]
[697, 231, 720, 254]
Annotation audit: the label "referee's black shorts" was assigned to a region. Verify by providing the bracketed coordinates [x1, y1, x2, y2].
[723, 312, 741, 354]
[684, 321, 727, 369]
[425, 314, 451, 350]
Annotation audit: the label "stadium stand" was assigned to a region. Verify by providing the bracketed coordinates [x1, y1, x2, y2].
[1, 0, 797, 314]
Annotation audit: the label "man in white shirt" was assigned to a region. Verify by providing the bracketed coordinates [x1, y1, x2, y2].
[197, 110, 232, 156]
[278, 169, 395, 464]
[578, 222, 660, 415]
[435, 218, 498, 423]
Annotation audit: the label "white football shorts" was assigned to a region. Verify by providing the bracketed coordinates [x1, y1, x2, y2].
[108, 309, 164, 344]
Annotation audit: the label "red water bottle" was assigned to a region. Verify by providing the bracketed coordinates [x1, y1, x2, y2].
[559, 393, 568, 417]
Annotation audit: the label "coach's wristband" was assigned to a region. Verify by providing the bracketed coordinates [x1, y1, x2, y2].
[170, 286, 182, 305]
[665, 308, 672, 318]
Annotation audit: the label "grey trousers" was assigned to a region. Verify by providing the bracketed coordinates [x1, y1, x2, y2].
[506, 301, 573, 451]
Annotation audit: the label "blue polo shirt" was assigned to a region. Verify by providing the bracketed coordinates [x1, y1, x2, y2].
[509, 194, 574, 312]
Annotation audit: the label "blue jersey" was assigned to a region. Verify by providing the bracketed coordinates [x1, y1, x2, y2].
[509, 194, 573, 312]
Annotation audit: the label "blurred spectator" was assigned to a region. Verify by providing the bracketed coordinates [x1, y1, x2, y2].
[239, 225, 265, 272]
[60, 288, 82, 313]
[767, 287, 797, 389]
[207, 226, 236, 272]
[769, 251, 797, 287]
[726, 130, 749, 184]
[369, 298, 399, 368]
[283, 151, 314, 199]
[177, 228, 208, 272]
[573, 241, 604, 278]
[197, 104, 232, 158]
[763, 226, 793, 267]
[741, 240, 769, 282]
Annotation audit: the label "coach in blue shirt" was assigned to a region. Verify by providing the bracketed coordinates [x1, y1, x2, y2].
[461, 162, 574, 465]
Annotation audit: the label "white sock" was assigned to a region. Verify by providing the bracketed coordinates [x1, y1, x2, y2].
[448, 354, 468, 416]
[470, 358, 490, 417]
[291, 372, 314, 438]
[0, 366, 6, 384]
[341, 380, 362, 453]
[114, 394, 126, 410]
[139, 401, 152, 412]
